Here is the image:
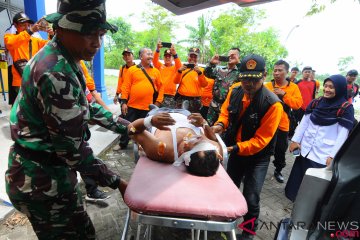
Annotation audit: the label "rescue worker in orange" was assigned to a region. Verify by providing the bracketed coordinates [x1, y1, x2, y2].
[200, 77, 215, 119]
[153, 41, 182, 108]
[264, 60, 303, 183]
[4, 12, 50, 94]
[212, 54, 283, 239]
[120, 47, 164, 149]
[80, 60, 110, 111]
[174, 48, 208, 112]
[113, 48, 136, 104]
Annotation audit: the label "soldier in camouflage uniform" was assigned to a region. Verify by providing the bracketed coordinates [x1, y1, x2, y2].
[204, 48, 241, 126]
[4, 0, 127, 239]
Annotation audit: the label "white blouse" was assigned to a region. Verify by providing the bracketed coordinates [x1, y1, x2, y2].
[291, 114, 349, 165]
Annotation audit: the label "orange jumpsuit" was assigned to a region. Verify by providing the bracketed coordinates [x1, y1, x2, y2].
[4, 30, 48, 87]
[121, 66, 164, 110]
[264, 81, 303, 132]
[153, 51, 182, 96]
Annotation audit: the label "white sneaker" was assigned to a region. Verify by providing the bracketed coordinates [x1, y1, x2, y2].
[112, 145, 121, 151]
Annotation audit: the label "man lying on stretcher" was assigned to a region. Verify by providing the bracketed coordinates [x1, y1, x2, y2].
[127, 108, 224, 176]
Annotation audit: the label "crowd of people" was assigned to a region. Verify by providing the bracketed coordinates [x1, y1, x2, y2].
[3, 0, 359, 239]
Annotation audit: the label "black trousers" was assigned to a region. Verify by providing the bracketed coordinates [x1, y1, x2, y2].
[7, 65, 17, 105]
[273, 130, 289, 172]
[119, 107, 148, 148]
[227, 154, 270, 232]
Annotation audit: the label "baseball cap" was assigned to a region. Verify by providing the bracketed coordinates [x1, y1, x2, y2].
[164, 49, 172, 56]
[188, 47, 200, 56]
[122, 48, 133, 55]
[44, 0, 117, 34]
[13, 12, 34, 24]
[238, 54, 266, 79]
[347, 69, 358, 76]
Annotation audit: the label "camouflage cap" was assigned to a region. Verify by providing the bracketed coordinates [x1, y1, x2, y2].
[44, 0, 118, 34]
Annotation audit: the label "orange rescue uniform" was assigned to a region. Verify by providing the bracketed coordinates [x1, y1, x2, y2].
[80, 60, 96, 91]
[216, 82, 283, 156]
[121, 66, 164, 110]
[4, 30, 48, 87]
[264, 81, 302, 132]
[173, 68, 208, 97]
[116, 63, 135, 95]
[153, 51, 182, 96]
[201, 78, 214, 107]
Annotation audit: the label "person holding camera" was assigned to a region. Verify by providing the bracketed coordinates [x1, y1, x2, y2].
[4, 12, 50, 99]
[204, 47, 241, 126]
[285, 74, 354, 202]
[173, 47, 208, 113]
[153, 41, 182, 108]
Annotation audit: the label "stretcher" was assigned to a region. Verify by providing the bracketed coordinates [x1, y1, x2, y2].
[121, 145, 248, 240]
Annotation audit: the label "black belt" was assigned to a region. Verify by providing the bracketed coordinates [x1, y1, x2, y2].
[13, 143, 65, 166]
[177, 94, 200, 100]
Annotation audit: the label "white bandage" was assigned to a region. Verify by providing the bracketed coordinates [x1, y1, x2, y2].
[143, 116, 153, 129]
[173, 141, 219, 167]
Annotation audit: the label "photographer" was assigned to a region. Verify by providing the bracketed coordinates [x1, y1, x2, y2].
[173, 48, 208, 113]
[4, 13, 51, 96]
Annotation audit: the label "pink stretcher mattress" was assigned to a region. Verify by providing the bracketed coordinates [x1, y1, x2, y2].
[124, 157, 248, 221]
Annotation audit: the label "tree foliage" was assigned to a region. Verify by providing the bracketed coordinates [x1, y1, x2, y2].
[338, 56, 354, 73]
[307, 0, 360, 16]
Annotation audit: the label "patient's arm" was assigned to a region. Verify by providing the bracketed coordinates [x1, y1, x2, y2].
[127, 113, 176, 163]
[188, 113, 217, 141]
[129, 130, 174, 163]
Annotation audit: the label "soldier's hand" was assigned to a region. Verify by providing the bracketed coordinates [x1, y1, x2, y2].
[210, 54, 220, 65]
[121, 103, 128, 116]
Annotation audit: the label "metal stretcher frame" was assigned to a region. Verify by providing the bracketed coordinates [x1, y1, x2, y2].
[121, 135, 247, 240]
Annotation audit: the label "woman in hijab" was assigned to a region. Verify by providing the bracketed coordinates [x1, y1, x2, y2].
[285, 74, 355, 202]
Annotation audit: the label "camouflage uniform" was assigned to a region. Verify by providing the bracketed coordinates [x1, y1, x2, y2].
[161, 95, 176, 108]
[204, 64, 240, 125]
[5, 36, 126, 239]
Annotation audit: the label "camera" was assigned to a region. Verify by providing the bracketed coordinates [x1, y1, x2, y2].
[185, 63, 195, 69]
[219, 56, 229, 62]
[161, 42, 172, 48]
[292, 148, 300, 157]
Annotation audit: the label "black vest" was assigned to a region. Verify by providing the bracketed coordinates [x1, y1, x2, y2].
[225, 85, 280, 160]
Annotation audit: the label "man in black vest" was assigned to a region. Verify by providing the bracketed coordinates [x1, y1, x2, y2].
[213, 54, 283, 239]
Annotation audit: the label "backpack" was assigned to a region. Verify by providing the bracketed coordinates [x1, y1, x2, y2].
[310, 97, 351, 118]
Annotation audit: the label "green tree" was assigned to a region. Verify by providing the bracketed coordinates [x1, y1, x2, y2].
[307, 0, 360, 16]
[182, 14, 212, 63]
[209, 7, 287, 78]
[338, 56, 355, 73]
[104, 17, 135, 68]
[139, 3, 178, 50]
